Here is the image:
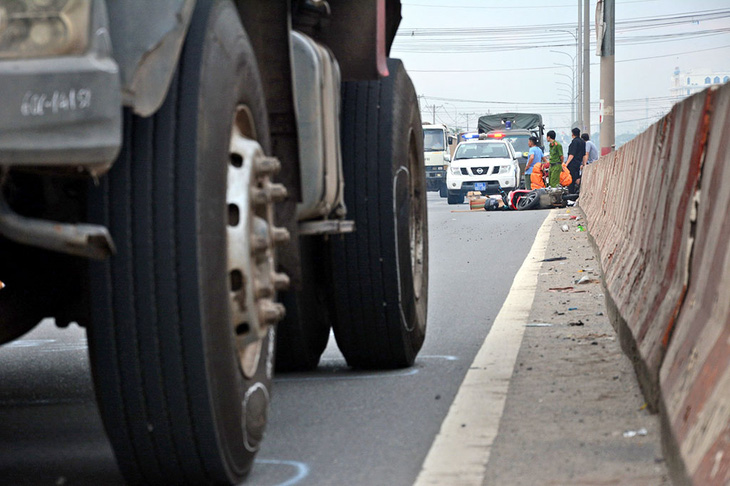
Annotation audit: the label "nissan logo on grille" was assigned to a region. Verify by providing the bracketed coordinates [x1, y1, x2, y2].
[475, 167, 484, 175]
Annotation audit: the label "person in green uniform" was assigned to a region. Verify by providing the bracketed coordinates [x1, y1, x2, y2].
[545, 130, 564, 187]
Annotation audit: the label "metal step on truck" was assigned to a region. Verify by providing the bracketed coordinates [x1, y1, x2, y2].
[0, 1, 428, 483]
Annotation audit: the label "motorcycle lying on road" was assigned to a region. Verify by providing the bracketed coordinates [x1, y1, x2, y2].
[483, 187, 579, 211]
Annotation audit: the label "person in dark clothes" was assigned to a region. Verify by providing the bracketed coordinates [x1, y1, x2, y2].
[565, 127, 586, 194]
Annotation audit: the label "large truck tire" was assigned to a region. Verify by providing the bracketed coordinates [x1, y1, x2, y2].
[275, 236, 332, 371]
[328, 58, 428, 369]
[87, 1, 281, 483]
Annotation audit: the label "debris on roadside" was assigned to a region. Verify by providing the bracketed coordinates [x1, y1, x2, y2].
[561, 224, 569, 232]
[549, 287, 587, 294]
[568, 320, 585, 327]
[526, 322, 553, 328]
[468, 193, 486, 210]
[541, 256, 567, 262]
[623, 428, 648, 438]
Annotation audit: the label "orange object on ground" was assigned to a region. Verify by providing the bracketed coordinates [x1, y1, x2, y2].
[531, 162, 546, 189]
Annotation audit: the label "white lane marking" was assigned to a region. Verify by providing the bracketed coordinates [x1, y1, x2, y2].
[4, 339, 57, 348]
[415, 210, 555, 486]
[254, 459, 310, 486]
[274, 368, 419, 383]
[418, 355, 459, 361]
[318, 355, 459, 363]
[3, 338, 88, 353]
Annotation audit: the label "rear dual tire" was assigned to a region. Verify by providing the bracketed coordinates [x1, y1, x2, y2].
[328, 58, 428, 369]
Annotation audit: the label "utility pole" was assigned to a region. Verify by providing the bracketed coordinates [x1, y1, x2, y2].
[576, 1, 583, 130]
[583, 0, 590, 134]
[598, 0, 615, 155]
[432, 105, 436, 124]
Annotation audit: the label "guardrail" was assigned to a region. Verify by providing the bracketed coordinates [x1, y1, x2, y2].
[580, 82, 729, 486]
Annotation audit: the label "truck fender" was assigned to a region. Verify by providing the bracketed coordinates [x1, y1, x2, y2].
[106, 0, 196, 117]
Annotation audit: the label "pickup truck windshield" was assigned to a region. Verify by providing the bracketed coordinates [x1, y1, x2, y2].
[423, 129, 445, 152]
[454, 143, 509, 160]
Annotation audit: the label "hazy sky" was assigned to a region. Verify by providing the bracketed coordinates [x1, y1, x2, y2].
[391, 0, 730, 138]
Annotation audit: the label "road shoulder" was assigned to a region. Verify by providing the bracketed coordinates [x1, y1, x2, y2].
[482, 206, 670, 485]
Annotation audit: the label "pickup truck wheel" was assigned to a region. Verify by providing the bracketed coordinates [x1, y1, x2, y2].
[87, 2, 282, 484]
[329, 58, 428, 369]
[447, 192, 464, 205]
[439, 183, 448, 198]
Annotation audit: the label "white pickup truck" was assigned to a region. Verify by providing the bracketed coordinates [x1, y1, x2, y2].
[446, 138, 521, 204]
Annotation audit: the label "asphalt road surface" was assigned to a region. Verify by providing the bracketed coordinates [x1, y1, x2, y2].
[0, 192, 547, 485]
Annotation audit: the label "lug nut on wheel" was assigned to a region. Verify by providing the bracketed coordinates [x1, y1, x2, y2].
[268, 183, 288, 202]
[271, 227, 290, 245]
[254, 157, 281, 176]
[272, 272, 290, 291]
[258, 299, 286, 324]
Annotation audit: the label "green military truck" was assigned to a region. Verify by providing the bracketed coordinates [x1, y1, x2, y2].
[0, 1, 428, 483]
[478, 112, 545, 186]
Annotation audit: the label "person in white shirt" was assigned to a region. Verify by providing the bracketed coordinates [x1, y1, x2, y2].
[581, 133, 599, 167]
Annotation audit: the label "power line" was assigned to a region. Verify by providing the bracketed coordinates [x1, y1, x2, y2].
[418, 93, 680, 108]
[393, 29, 730, 53]
[402, 0, 658, 9]
[393, 9, 730, 52]
[404, 43, 730, 72]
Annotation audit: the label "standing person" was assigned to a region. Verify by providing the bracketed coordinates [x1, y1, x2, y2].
[581, 133, 599, 167]
[524, 136, 543, 190]
[545, 130, 564, 188]
[566, 127, 586, 194]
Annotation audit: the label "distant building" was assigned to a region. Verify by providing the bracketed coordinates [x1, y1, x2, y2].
[670, 67, 730, 101]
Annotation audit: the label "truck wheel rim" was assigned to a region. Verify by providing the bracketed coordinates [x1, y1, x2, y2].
[227, 105, 289, 379]
[408, 134, 425, 301]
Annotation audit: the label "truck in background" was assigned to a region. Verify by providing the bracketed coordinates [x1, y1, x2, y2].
[422, 123, 453, 197]
[0, 1, 428, 483]
[478, 113, 545, 187]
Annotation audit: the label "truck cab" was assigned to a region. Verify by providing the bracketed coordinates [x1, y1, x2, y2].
[478, 113, 545, 189]
[485, 129, 535, 185]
